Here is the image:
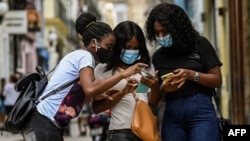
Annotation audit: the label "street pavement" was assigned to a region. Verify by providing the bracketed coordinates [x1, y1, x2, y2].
[0, 131, 92, 141]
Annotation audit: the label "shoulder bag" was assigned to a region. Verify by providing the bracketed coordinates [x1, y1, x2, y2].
[131, 92, 160, 141]
[116, 67, 160, 141]
[213, 96, 232, 141]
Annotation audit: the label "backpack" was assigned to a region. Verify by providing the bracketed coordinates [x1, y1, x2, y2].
[4, 66, 48, 134]
[4, 66, 79, 134]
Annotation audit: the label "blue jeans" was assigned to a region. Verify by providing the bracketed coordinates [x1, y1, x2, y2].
[108, 129, 142, 141]
[162, 93, 220, 141]
[22, 109, 64, 141]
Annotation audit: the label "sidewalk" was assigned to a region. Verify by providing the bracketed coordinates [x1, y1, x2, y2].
[0, 131, 92, 141]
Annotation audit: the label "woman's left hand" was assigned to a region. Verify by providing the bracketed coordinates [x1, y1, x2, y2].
[140, 70, 159, 89]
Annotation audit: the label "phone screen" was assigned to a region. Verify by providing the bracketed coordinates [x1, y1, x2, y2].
[161, 73, 174, 82]
[135, 83, 149, 93]
[141, 71, 148, 77]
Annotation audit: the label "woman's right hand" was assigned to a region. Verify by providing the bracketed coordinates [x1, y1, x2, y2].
[160, 78, 179, 93]
[122, 78, 139, 95]
[121, 63, 148, 78]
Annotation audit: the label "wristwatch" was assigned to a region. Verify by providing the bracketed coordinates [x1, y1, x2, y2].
[193, 72, 199, 82]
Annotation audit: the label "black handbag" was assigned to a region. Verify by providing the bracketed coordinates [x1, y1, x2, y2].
[213, 97, 232, 141]
[4, 66, 79, 134]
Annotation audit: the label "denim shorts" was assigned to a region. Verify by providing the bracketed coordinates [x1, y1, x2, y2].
[108, 129, 142, 141]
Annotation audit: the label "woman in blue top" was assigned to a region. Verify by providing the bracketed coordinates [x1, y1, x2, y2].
[21, 13, 147, 141]
[145, 3, 222, 141]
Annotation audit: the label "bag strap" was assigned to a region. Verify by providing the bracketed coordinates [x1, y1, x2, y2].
[131, 91, 138, 100]
[212, 96, 224, 118]
[38, 77, 80, 102]
[36, 65, 56, 77]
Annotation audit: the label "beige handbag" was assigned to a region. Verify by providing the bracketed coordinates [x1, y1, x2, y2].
[116, 67, 160, 141]
[131, 93, 160, 141]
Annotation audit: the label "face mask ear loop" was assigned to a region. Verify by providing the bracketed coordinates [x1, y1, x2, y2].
[93, 39, 100, 52]
[137, 55, 141, 60]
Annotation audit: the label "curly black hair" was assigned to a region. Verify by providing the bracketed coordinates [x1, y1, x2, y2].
[105, 21, 151, 73]
[145, 3, 200, 55]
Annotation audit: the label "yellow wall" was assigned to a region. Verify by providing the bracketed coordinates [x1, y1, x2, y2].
[43, 0, 69, 58]
[215, 0, 230, 118]
[203, 0, 230, 118]
[43, 0, 56, 18]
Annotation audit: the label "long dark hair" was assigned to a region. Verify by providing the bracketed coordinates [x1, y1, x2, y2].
[105, 21, 150, 72]
[75, 12, 113, 46]
[145, 3, 199, 55]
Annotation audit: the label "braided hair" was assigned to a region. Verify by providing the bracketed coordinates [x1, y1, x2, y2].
[145, 3, 199, 55]
[75, 13, 113, 47]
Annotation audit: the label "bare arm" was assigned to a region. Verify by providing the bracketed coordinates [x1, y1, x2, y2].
[173, 65, 222, 88]
[80, 63, 147, 97]
[91, 79, 139, 113]
[160, 65, 222, 93]
[91, 90, 124, 113]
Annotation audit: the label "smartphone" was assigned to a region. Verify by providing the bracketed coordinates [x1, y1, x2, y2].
[141, 71, 149, 77]
[140, 67, 154, 78]
[136, 83, 149, 93]
[161, 72, 174, 82]
[141, 70, 155, 78]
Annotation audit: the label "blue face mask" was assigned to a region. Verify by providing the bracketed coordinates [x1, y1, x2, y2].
[155, 34, 173, 47]
[120, 49, 139, 65]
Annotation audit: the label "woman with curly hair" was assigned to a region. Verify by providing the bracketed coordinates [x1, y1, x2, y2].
[145, 3, 222, 141]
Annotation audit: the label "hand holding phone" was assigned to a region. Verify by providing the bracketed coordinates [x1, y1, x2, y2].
[141, 71, 149, 77]
[161, 72, 174, 82]
[140, 70, 155, 78]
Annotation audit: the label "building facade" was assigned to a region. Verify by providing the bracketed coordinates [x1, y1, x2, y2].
[187, 0, 250, 124]
[0, 0, 250, 124]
